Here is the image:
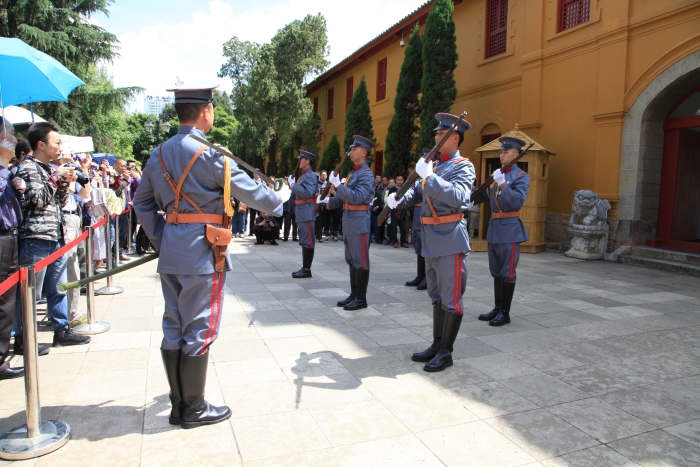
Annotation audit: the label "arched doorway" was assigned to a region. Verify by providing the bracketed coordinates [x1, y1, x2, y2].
[652, 88, 700, 250]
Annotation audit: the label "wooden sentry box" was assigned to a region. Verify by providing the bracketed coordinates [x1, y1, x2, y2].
[470, 126, 555, 253]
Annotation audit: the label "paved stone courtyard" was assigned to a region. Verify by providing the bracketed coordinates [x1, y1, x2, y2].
[2, 238, 700, 466]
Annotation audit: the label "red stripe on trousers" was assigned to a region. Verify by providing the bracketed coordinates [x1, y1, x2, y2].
[361, 233, 367, 269]
[307, 222, 313, 248]
[210, 273, 224, 347]
[453, 254, 463, 315]
[509, 243, 516, 283]
[200, 272, 219, 355]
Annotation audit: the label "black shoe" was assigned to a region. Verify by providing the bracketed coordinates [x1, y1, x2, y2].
[161, 349, 184, 425]
[283, 238, 288, 242]
[180, 352, 231, 429]
[254, 241, 264, 245]
[292, 237, 298, 241]
[412, 305, 444, 362]
[292, 267, 312, 278]
[0, 365, 24, 380]
[344, 269, 369, 310]
[36, 298, 47, 305]
[479, 278, 503, 321]
[270, 240, 279, 245]
[53, 328, 91, 347]
[405, 275, 423, 287]
[337, 266, 357, 307]
[80, 286, 87, 296]
[424, 312, 462, 372]
[417, 277, 427, 290]
[13, 336, 50, 356]
[490, 281, 515, 327]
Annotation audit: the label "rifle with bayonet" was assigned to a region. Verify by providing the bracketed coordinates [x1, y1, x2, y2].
[469, 141, 535, 203]
[314, 151, 349, 216]
[377, 111, 468, 226]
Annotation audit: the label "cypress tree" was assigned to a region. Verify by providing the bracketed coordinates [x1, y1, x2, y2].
[417, 0, 458, 151]
[342, 76, 375, 175]
[382, 25, 423, 178]
[319, 133, 341, 174]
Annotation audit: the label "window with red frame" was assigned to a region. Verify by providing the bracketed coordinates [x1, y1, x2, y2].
[376, 58, 387, 102]
[558, 0, 590, 32]
[313, 96, 318, 115]
[485, 0, 508, 59]
[327, 88, 334, 120]
[373, 150, 384, 175]
[346, 76, 354, 110]
[481, 133, 501, 146]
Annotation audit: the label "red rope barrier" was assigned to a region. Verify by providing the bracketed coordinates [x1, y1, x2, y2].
[93, 216, 108, 229]
[0, 271, 20, 296]
[34, 229, 89, 272]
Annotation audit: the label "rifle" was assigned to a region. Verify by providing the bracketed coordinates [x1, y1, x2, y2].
[469, 141, 535, 202]
[377, 111, 467, 226]
[314, 151, 349, 216]
[291, 159, 300, 179]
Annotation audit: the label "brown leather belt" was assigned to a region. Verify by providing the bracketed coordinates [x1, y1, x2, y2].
[492, 212, 520, 219]
[420, 213, 464, 225]
[344, 204, 369, 211]
[415, 203, 422, 207]
[295, 197, 315, 204]
[166, 213, 225, 225]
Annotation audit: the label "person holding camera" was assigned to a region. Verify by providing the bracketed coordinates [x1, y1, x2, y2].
[253, 212, 280, 245]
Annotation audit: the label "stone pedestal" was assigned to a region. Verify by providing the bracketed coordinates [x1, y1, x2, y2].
[565, 224, 609, 260]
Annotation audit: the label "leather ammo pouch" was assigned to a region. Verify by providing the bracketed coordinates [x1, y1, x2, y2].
[204, 223, 231, 272]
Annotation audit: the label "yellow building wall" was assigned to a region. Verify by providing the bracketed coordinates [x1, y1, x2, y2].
[308, 0, 700, 215]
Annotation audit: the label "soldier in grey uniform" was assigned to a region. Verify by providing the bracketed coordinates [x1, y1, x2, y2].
[471, 136, 530, 326]
[388, 113, 475, 372]
[405, 148, 430, 291]
[134, 84, 287, 429]
[287, 150, 318, 278]
[317, 135, 375, 311]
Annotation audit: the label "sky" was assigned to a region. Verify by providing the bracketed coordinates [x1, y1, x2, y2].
[94, 0, 428, 112]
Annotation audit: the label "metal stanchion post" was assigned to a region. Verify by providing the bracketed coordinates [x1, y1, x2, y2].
[114, 214, 121, 268]
[95, 217, 123, 295]
[74, 227, 111, 335]
[0, 266, 70, 460]
[126, 208, 133, 254]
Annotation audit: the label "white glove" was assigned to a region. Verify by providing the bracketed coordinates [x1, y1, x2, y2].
[316, 194, 330, 204]
[415, 158, 433, 179]
[276, 183, 291, 203]
[466, 201, 474, 210]
[493, 169, 505, 186]
[329, 171, 341, 188]
[387, 193, 402, 209]
[287, 175, 295, 186]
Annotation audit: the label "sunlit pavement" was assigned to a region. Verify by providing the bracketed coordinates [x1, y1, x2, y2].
[2, 236, 700, 466]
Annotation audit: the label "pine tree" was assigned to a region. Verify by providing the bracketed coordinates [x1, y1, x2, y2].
[382, 25, 423, 178]
[417, 0, 458, 151]
[319, 133, 340, 174]
[342, 76, 374, 175]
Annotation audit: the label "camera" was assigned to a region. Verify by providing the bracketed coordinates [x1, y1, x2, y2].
[62, 161, 90, 186]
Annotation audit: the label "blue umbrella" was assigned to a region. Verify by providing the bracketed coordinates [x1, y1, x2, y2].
[91, 154, 116, 166]
[0, 37, 84, 107]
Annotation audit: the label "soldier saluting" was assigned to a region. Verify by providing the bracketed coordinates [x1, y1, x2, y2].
[470, 136, 530, 326]
[288, 150, 318, 278]
[387, 113, 475, 372]
[317, 135, 375, 311]
[134, 84, 287, 429]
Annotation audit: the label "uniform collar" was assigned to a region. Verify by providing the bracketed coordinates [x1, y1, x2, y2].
[178, 125, 205, 138]
[438, 150, 459, 163]
[354, 162, 368, 171]
[302, 167, 312, 174]
[503, 163, 518, 174]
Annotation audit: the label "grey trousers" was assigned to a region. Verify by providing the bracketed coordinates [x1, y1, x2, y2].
[426, 253, 468, 315]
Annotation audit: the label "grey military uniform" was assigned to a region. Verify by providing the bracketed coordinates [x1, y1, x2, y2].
[409, 179, 424, 256]
[134, 126, 283, 356]
[328, 163, 374, 270]
[291, 167, 317, 249]
[472, 163, 530, 282]
[399, 151, 476, 314]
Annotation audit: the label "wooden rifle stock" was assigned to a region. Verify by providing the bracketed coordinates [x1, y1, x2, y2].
[291, 160, 300, 179]
[377, 111, 468, 226]
[468, 142, 535, 203]
[314, 152, 348, 216]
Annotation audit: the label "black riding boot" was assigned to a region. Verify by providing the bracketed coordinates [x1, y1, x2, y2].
[417, 276, 427, 290]
[161, 349, 183, 425]
[424, 312, 462, 372]
[406, 255, 425, 286]
[337, 266, 357, 307]
[479, 277, 502, 321]
[412, 305, 444, 362]
[344, 268, 369, 310]
[292, 247, 314, 278]
[180, 351, 231, 429]
[490, 281, 514, 326]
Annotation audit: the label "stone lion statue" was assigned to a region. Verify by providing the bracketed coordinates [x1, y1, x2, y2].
[569, 190, 611, 226]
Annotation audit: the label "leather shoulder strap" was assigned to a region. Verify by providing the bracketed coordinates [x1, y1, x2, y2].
[158, 144, 206, 214]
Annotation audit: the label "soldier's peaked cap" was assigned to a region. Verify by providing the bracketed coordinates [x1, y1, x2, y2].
[498, 136, 526, 151]
[166, 83, 220, 104]
[433, 113, 472, 134]
[349, 135, 375, 152]
[297, 150, 317, 161]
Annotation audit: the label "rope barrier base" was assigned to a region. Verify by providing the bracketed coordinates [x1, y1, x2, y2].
[73, 321, 111, 335]
[0, 420, 70, 460]
[94, 285, 123, 296]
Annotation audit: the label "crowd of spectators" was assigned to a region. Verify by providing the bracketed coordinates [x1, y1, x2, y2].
[0, 119, 143, 380]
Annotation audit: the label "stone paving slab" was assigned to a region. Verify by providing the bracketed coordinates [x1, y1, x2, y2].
[2, 237, 700, 466]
